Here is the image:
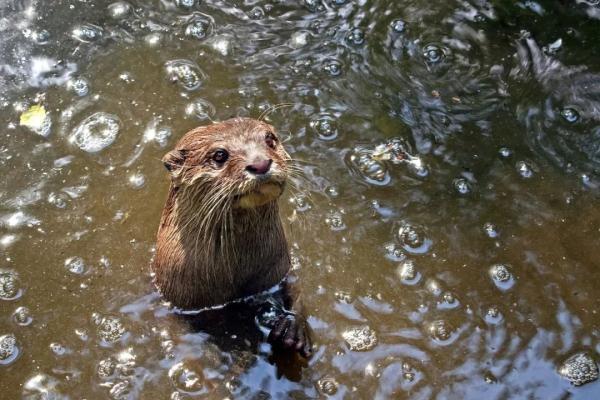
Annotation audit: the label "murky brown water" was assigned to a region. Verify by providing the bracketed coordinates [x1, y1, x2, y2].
[1, 0, 600, 398]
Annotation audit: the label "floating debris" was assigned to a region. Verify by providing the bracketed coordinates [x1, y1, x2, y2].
[20, 104, 51, 137]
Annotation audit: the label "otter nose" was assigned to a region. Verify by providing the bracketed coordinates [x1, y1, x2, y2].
[246, 159, 272, 175]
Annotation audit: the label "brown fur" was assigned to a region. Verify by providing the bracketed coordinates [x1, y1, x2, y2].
[152, 118, 292, 309]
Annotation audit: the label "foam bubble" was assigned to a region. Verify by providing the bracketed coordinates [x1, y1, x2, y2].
[342, 326, 378, 351]
[70, 112, 120, 153]
[559, 353, 599, 386]
[0, 334, 19, 365]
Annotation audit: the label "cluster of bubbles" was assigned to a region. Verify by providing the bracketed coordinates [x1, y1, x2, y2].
[164, 59, 206, 91]
[397, 222, 432, 254]
[70, 112, 121, 153]
[428, 320, 457, 344]
[72, 24, 104, 43]
[397, 260, 421, 285]
[0, 270, 21, 300]
[168, 361, 207, 395]
[489, 264, 515, 291]
[65, 256, 87, 275]
[317, 376, 339, 395]
[185, 17, 212, 40]
[348, 147, 390, 185]
[559, 353, 599, 386]
[93, 314, 127, 344]
[0, 334, 19, 365]
[342, 326, 378, 351]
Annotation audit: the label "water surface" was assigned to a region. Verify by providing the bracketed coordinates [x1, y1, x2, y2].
[1, 0, 600, 398]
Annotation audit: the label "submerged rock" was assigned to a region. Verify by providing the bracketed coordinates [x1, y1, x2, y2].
[559, 352, 599, 386]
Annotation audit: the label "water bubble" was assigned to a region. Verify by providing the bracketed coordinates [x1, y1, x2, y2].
[439, 292, 459, 309]
[128, 172, 146, 189]
[0, 270, 21, 300]
[489, 264, 514, 291]
[559, 353, 599, 386]
[65, 257, 86, 275]
[560, 107, 580, 123]
[168, 361, 206, 394]
[67, 77, 90, 96]
[385, 243, 405, 261]
[72, 24, 103, 42]
[98, 358, 117, 378]
[426, 279, 442, 296]
[50, 342, 67, 356]
[323, 59, 343, 76]
[317, 376, 338, 395]
[349, 149, 390, 185]
[330, 0, 347, 5]
[290, 195, 311, 212]
[30, 29, 50, 44]
[325, 211, 346, 231]
[48, 192, 69, 208]
[94, 315, 126, 344]
[342, 326, 378, 351]
[397, 222, 432, 254]
[453, 178, 471, 195]
[484, 306, 503, 324]
[185, 18, 212, 40]
[13, 307, 32, 326]
[310, 115, 338, 140]
[70, 112, 120, 153]
[144, 33, 163, 47]
[108, 2, 132, 19]
[391, 19, 406, 33]
[248, 6, 265, 19]
[397, 260, 421, 285]
[346, 28, 365, 46]
[428, 320, 456, 344]
[499, 147, 512, 158]
[185, 98, 215, 121]
[516, 161, 534, 178]
[483, 222, 499, 238]
[0, 334, 19, 365]
[165, 60, 206, 91]
[325, 186, 339, 197]
[423, 44, 445, 64]
[175, 0, 196, 9]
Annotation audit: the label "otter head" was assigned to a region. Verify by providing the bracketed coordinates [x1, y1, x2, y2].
[162, 118, 289, 209]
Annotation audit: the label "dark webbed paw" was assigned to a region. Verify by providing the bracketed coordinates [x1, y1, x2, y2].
[267, 312, 312, 358]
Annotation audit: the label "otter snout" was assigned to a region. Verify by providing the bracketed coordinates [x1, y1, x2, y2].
[246, 159, 272, 175]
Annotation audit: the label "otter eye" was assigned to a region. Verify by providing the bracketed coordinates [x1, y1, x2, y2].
[265, 132, 277, 149]
[212, 149, 229, 164]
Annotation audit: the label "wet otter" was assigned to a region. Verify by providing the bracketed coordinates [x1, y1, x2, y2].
[152, 117, 311, 357]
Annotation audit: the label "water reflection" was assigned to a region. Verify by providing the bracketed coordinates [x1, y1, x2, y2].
[0, 0, 599, 398]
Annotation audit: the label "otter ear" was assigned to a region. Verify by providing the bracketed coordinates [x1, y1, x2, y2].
[162, 149, 187, 176]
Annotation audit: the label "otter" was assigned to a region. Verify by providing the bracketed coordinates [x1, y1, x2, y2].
[152, 117, 311, 357]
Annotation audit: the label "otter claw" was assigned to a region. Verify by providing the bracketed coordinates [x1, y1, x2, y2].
[267, 314, 312, 358]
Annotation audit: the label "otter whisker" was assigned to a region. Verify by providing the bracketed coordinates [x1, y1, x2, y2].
[258, 102, 295, 122]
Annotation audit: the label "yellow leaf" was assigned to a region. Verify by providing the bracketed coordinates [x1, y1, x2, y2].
[20, 104, 47, 129]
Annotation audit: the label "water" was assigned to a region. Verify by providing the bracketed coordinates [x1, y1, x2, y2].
[0, 0, 599, 398]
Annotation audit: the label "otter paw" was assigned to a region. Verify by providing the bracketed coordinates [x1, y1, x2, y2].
[267, 313, 312, 358]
